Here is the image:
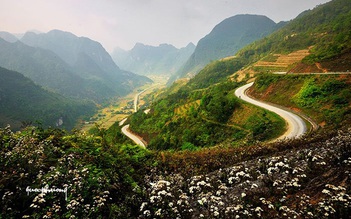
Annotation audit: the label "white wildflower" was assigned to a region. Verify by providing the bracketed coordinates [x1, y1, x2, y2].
[143, 210, 151, 217]
[155, 209, 162, 216]
[214, 211, 219, 217]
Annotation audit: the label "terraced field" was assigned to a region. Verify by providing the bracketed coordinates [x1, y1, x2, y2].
[254, 49, 310, 69]
[232, 49, 311, 81]
[174, 100, 201, 116]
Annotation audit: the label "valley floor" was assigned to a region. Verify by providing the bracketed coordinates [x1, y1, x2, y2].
[78, 75, 167, 132]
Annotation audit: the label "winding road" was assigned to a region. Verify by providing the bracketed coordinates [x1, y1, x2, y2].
[121, 87, 151, 148]
[121, 124, 147, 148]
[235, 82, 307, 140]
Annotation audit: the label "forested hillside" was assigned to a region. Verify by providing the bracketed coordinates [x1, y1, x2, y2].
[251, 73, 351, 128]
[129, 81, 285, 150]
[127, 0, 351, 150]
[0, 67, 95, 130]
[169, 14, 280, 83]
[180, 0, 351, 89]
[235, 0, 351, 75]
[20, 30, 152, 101]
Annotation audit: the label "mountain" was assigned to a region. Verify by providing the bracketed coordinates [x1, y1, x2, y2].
[230, 0, 351, 76]
[0, 31, 18, 43]
[168, 14, 279, 83]
[0, 66, 95, 130]
[0, 38, 92, 99]
[127, 0, 351, 150]
[186, 0, 351, 89]
[20, 30, 151, 100]
[111, 42, 195, 77]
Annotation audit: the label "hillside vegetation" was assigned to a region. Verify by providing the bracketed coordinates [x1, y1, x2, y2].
[127, 0, 351, 151]
[251, 73, 351, 127]
[1, 121, 350, 218]
[129, 81, 285, 150]
[186, 0, 351, 88]
[236, 0, 351, 74]
[0, 67, 95, 130]
[169, 14, 280, 83]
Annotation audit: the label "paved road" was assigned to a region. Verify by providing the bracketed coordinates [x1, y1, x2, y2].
[134, 87, 152, 112]
[121, 124, 147, 148]
[235, 82, 307, 140]
[134, 90, 144, 112]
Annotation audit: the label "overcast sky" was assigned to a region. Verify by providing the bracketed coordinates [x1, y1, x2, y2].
[0, 0, 330, 52]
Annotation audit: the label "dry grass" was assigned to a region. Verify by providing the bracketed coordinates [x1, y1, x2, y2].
[255, 49, 310, 68]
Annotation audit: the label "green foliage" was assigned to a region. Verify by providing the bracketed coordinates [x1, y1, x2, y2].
[254, 73, 281, 91]
[254, 73, 351, 127]
[200, 92, 238, 123]
[0, 126, 153, 218]
[247, 111, 284, 141]
[293, 76, 351, 125]
[186, 59, 245, 90]
[0, 67, 96, 131]
[181, 142, 198, 151]
[128, 81, 285, 150]
[233, 0, 351, 66]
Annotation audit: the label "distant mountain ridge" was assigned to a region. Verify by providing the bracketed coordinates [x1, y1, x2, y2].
[111, 42, 195, 76]
[168, 14, 281, 84]
[0, 38, 91, 99]
[20, 30, 151, 98]
[0, 31, 18, 43]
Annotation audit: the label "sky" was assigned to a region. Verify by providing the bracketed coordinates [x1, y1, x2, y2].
[0, 0, 330, 53]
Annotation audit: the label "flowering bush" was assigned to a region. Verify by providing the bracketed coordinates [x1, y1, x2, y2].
[138, 129, 351, 218]
[0, 126, 147, 218]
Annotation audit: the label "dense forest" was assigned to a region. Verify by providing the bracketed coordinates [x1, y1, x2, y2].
[0, 67, 95, 130]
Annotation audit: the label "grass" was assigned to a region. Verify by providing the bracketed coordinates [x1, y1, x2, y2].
[250, 73, 351, 127]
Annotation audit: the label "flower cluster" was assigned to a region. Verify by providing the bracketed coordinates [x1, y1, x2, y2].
[0, 127, 112, 218]
[139, 129, 351, 218]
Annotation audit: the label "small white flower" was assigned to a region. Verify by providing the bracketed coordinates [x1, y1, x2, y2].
[255, 207, 263, 212]
[155, 209, 162, 216]
[322, 189, 330, 194]
[251, 183, 258, 189]
[214, 211, 219, 217]
[143, 210, 151, 217]
[198, 199, 203, 205]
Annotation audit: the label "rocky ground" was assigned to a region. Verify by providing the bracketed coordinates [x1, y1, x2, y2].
[139, 129, 351, 218]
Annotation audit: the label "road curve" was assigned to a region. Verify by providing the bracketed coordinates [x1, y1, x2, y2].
[235, 82, 307, 140]
[121, 124, 147, 148]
